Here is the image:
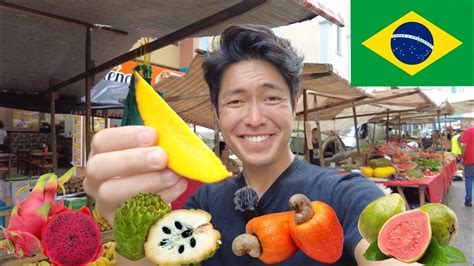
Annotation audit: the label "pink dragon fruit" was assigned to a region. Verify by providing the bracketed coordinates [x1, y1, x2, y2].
[0, 167, 75, 257]
[41, 206, 103, 266]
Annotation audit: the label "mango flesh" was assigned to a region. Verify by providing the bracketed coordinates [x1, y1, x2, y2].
[358, 193, 406, 242]
[135, 72, 232, 183]
[419, 203, 458, 245]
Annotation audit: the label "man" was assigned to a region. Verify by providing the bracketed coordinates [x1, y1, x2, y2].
[84, 25, 412, 265]
[308, 127, 320, 165]
[460, 126, 474, 207]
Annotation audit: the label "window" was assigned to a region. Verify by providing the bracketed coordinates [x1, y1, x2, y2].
[336, 26, 342, 54]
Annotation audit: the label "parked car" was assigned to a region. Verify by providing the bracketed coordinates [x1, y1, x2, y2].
[290, 133, 356, 165]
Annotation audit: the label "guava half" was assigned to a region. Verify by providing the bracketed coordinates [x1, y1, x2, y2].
[378, 209, 431, 263]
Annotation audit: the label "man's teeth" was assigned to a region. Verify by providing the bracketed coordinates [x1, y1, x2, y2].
[244, 135, 270, 143]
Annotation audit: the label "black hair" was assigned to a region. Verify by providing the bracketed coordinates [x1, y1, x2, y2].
[0, 120, 4, 128]
[203, 24, 304, 115]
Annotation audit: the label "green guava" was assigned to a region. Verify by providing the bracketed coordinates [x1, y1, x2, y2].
[378, 209, 431, 263]
[419, 203, 458, 245]
[358, 193, 406, 242]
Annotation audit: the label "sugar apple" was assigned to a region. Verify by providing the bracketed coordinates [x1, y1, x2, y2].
[113, 192, 171, 260]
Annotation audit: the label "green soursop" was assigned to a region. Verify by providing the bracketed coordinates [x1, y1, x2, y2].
[145, 209, 221, 265]
[113, 192, 171, 260]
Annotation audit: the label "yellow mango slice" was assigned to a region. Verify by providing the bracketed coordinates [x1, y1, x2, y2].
[134, 72, 231, 183]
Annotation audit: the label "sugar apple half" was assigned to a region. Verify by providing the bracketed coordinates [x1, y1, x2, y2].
[145, 209, 221, 265]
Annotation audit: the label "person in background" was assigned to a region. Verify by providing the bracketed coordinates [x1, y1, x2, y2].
[84, 24, 413, 265]
[217, 141, 241, 175]
[422, 133, 433, 150]
[451, 129, 463, 163]
[460, 126, 474, 207]
[0, 120, 8, 152]
[308, 127, 320, 166]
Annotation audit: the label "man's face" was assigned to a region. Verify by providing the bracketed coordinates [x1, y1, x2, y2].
[217, 59, 295, 168]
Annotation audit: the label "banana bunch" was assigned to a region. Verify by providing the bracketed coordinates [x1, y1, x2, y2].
[87, 257, 111, 266]
[23, 261, 51, 266]
[101, 241, 117, 265]
[92, 207, 112, 231]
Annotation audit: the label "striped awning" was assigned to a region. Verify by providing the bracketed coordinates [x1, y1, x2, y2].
[293, 0, 345, 27]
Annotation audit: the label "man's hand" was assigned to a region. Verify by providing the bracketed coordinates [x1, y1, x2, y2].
[354, 239, 422, 266]
[83, 126, 188, 225]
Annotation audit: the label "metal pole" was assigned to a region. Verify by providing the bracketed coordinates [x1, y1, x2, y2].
[85, 27, 93, 210]
[386, 109, 390, 143]
[104, 110, 109, 128]
[398, 112, 402, 139]
[303, 90, 310, 161]
[49, 89, 58, 172]
[352, 106, 360, 154]
[313, 94, 325, 167]
[372, 122, 376, 144]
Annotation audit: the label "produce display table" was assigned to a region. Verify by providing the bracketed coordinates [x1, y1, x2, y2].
[373, 160, 457, 208]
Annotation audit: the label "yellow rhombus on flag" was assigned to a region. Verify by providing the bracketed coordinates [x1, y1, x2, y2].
[362, 11, 462, 76]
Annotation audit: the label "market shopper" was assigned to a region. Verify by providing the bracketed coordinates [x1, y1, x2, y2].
[84, 24, 414, 265]
[217, 141, 241, 175]
[451, 129, 463, 159]
[460, 126, 474, 207]
[308, 127, 320, 165]
[0, 120, 8, 152]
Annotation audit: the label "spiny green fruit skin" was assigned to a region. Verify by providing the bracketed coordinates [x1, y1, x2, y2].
[113, 193, 171, 260]
[358, 193, 406, 243]
[419, 203, 458, 245]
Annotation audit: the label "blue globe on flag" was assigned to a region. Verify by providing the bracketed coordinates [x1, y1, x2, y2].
[391, 22, 434, 65]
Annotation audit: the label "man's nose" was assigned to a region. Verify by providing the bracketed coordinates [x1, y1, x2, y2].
[243, 103, 266, 127]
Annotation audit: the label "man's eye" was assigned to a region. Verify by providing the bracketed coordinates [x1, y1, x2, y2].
[267, 96, 281, 101]
[227, 100, 241, 105]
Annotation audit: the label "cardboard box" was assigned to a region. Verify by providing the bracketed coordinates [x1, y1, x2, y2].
[11, 179, 32, 205]
[0, 178, 33, 206]
[64, 197, 88, 210]
[0, 180, 9, 204]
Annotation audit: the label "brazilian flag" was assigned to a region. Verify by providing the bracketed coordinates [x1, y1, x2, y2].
[351, 0, 473, 86]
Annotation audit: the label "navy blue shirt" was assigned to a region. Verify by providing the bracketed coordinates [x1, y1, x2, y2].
[184, 158, 384, 265]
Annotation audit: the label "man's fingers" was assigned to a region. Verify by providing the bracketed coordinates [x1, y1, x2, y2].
[84, 170, 186, 206]
[86, 146, 168, 184]
[91, 126, 157, 155]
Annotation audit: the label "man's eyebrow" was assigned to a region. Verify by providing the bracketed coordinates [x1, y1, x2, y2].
[261, 82, 284, 91]
[220, 88, 245, 97]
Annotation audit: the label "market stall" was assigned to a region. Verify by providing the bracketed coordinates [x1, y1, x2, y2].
[360, 142, 457, 208]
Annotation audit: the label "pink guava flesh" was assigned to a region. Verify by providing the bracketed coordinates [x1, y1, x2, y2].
[378, 210, 431, 263]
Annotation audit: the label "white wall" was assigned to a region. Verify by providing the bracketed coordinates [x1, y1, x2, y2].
[274, 19, 321, 63]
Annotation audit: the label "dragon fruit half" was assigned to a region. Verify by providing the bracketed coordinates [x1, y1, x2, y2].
[41, 206, 103, 266]
[0, 167, 75, 257]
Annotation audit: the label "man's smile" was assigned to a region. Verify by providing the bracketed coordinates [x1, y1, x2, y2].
[241, 134, 273, 143]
